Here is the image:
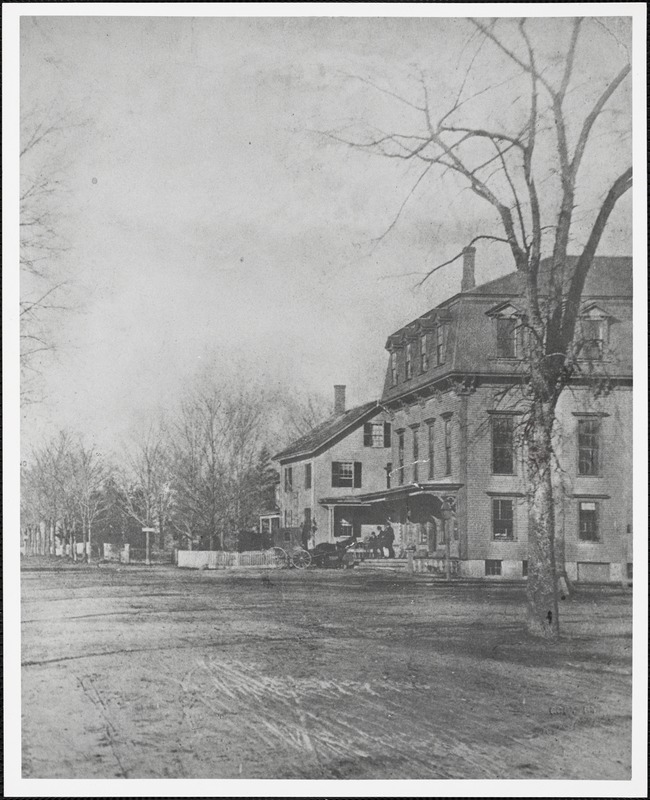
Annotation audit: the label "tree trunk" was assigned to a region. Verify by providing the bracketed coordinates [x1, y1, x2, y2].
[553, 508, 573, 598]
[526, 399, 561, 639]
[88, 519, 93, 563]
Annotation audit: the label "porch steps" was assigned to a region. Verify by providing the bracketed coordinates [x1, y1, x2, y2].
[355, 556, 460, 576]
[355, 558, 408, 572]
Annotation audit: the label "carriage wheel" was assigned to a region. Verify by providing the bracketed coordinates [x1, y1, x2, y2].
[292, 549, 312, 569]
[270, 546, 289, 568]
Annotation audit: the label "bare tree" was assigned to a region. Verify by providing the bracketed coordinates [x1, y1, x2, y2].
[21, 430, 76, 556]
[68, 440, 111, 562]
[331, 18, 631, 637]
[169, 380, 269, 551]
[20, 106, 71, 403]
[272, 388, 333, 443]
[118, 421, 174, 552]
[171, 386, 229, 550]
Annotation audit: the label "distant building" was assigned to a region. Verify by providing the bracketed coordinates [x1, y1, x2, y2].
[275, 252, 632, 582]
[259, 481, 281, 542]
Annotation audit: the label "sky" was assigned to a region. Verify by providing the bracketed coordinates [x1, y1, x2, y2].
[16, 11, 634, 457]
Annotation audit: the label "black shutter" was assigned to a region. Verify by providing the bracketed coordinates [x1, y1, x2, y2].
[383, 422, 392, 448]
[363, 423, 372, 447]
[332, 462, 339, 487]
[353, 462, 362, 489]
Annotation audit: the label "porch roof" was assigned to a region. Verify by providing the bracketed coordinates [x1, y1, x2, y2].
[319, 481, 463, 506]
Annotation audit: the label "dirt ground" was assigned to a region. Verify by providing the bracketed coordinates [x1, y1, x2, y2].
[20, 559, 632, 780]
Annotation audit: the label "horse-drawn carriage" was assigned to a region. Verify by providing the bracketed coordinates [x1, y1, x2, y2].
[269, 532, 359, 570]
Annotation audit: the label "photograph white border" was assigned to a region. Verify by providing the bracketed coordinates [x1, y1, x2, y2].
[3, 3, 647, 797]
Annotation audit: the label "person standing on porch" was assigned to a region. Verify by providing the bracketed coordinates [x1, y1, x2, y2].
[370, 529, 383, 558]
[382, 522, 395, 558]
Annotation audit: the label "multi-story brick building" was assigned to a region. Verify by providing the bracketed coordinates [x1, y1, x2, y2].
[275, 252, 632, 582]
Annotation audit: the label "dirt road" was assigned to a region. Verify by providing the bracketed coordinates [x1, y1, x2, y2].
[21, 562, 632, 779]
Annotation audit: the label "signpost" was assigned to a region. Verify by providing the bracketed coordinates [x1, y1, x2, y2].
[142, 527, 156, 566]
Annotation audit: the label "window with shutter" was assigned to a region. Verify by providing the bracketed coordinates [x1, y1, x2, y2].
[332, 462, 354, 488]
[364, 422, 387, 447]
[383, 422, 392, 448]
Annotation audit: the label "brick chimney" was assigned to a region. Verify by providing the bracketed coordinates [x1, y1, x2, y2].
[461, 246, 476, 291]
[334, 385, 346, 415]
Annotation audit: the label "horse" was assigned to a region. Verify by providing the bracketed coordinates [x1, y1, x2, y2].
[310, 535, 357, 568]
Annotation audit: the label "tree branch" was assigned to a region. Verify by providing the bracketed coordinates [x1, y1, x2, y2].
[415, 235, 510, 287]
[560, 167, 632, 345]
[570, 64, 631, 176]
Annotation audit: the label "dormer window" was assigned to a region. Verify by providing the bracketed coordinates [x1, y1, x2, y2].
[578, 319, 605, 360]
[390, 351, 398, 386]
[405, 343, 413, 380]
[487, 302, 523, 359]
[496, 318, 518, 358]
[436, 324, 447, 366]
[420, 333, 429, 372]
[576, 306, 610, 361]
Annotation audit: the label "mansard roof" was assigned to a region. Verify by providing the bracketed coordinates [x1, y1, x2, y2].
[273, 400, 381, 463]
[463, 255, 632, 299]
[387, 255, 632, 346]
[381, 255, 632, 401]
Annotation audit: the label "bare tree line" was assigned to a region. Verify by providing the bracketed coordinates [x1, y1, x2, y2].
[21, 378, 333, 560]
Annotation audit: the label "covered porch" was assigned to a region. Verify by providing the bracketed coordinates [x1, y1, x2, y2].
[319, 482, 463, 559]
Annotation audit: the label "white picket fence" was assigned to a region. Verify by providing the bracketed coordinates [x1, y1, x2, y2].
[177, 549, 278, 570]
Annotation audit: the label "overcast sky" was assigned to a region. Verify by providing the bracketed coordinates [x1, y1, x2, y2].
[18, 13, 633, 455]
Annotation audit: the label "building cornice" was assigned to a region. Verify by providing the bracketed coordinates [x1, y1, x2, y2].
[382, 372, 632, 410]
